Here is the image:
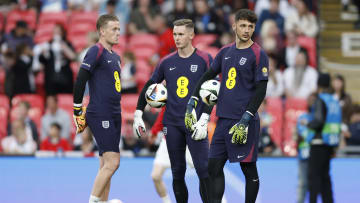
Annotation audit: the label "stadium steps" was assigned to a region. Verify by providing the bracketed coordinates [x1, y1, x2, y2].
[319, 0, 360, 102]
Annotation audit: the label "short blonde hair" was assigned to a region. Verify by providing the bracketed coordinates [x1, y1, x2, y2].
[96, 14, 119, 31]
[173, 19, 194, 30]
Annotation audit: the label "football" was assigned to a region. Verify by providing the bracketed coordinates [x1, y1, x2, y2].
[199, 80, 220, 106]
[145, 83, 167, 108]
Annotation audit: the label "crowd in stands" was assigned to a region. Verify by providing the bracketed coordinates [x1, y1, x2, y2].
[0, 0, 358, 157]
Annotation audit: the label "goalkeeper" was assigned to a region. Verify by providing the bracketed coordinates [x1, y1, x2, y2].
[185, 9, 268, 203]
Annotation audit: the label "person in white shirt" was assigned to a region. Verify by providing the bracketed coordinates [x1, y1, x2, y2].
[285, 0, 318, 38]
[284, 48, 318, 99]
[2, 119, 36, 154]
[266, 55, 284, 97]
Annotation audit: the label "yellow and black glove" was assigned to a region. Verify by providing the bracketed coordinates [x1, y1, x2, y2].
[229, 111, 253, 144]
[73, 106, 87, 134]
[185, 96, 198, 131]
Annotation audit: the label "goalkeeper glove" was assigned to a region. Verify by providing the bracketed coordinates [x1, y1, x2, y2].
[185, 96, 198, 131]
[133, 110, 146, 138]
[229, 111, 253, 144]
[191, 113, 210, 140]
[73, 105, 87, 134]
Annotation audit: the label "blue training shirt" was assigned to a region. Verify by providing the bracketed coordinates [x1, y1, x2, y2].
[80, 43, 122, 116]
[211, 42, 269, 120]
[151, 49, 213, 126]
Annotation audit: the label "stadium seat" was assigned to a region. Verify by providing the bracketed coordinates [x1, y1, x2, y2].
[5, 9, 37, 33]
[193, 34, 217, 47]
[0, 95, 9, 139]
[128, 34, 159, 50]
[131, 47, 158, 61]
[297, 36, 317, 68]
[0, 12, 4, 32]
[57, 94, 76, 140]
[112, 36, 127, 55]
[136, 60, 152, 74]
[38, 12, 67, 27]
[34, 23, 55, 44]
[70, 62, 79, 81]
[68, 11, 98, 26]
[121, 94, 139, 121]
[0, 67, 5, 94]
[136, 71, 150, 91]
[265, 97, 284, 148]
[35, 71, 45, 97]
[69, 35, 88, 52]
[68, 23, 96, 37]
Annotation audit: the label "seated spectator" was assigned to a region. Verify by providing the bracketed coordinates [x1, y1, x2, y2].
[40, 0, 67, 12]
[255, 0, 293, 19]
[38, 24, 76, 95]
[5, 43, 35, 98]
[7, 101, 39, 147]
[165, 0, 191, 26]
[121, 119, 147, 156]
[99, 0, 130, 35]
[255, 0, 285, 37]
[191, 0, 229, 34]
[354, 1, 360, 29]
[258, 19, 284, 56]
[284, 48, 318, 99]
[40, 123, 72, 151]
[78, 31, 99, 63]
[73, 128, 98, 156]
[285, 0, 318, 37]
[0, 20, 34, 55]
[120, 51, 138, 94]
[266, 55, 284, 97]
[278, 30, 303, 69]
[342, 104, 360, 146]
[128, 0, 158, 34]
[41, 95, 71, 142]
[258, 101, 278, 155]
[211, 32, 234, 49]
[1, 119, 36, 154]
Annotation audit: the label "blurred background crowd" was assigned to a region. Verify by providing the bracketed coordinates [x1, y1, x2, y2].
[0, 0, 359, 158]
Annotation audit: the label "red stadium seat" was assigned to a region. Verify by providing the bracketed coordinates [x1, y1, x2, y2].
[136, 60, 152, 74]
[121, 94, 139, 121]
[69, 11, 98, 24]
[193, 34, 217, 47]
[131, 47, 158, 61]
[136, 71, 150, 91]
[57, 94, 76, 140]
[68, 23, 96, 37]
[129, 34, 159, 50]
[0, 95, 10, 139]
[5, 9, 37, 33]
[0, 67, 5, 94]
[38, 12, 68, 27]
[297, 36, 317, 68]
[69, 35, 88, 52]
[112, 36, 127, 55]
[0, 12, 4, 32]
[34, 23, 55, 44]
[35, 71, 45, 97]
[266, 97, 284, 148]
[70, 62, 80, 81]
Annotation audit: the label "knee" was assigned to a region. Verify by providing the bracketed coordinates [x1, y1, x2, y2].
[151, 172, 162, 183]
[104, 158, 120, 172]
[171, 166, 186, 180]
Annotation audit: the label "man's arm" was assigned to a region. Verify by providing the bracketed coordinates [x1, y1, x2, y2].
[307, 98, 327, 131]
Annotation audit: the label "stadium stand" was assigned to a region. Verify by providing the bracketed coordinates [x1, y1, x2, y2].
[5, 9, 36, 33]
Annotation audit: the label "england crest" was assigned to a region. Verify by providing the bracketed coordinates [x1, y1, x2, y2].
[190, 65, 198, 72]
[239, 57, 247, 66]
[102, 121, 110, 129]
[163, 127, 167, 135]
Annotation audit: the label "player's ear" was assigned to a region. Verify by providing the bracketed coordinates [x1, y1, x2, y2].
[232, 22, 236, 32]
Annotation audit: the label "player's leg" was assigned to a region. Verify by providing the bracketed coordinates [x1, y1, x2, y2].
[296, 159, 308, 203]
[87, 114, 121, 203]
[186, 130, 210, 203]
[240, 162, 259, 203]
[152, 138, 172, 203]
[320, 146, 334, 203]
[208, 118, 230, 203]
[165, 125, 188, 203]
[308, 145, 323, 203]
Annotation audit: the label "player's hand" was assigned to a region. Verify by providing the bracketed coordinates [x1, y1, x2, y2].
[192, 113, 209, 140]
[185, 96, 198, 131]
[133, 110, 146, 138]
[229, 111, 253, 144]
[73, 106, 87, 134]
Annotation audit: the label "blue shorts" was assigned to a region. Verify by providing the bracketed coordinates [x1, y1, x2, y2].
[210, 117, 260, 163]
[86, 113, 121, 156]
[164, 124, 209, 179]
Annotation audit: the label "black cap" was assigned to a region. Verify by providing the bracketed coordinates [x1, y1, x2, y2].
[317, 73, 330, 88]
[16, 20, 28, 28]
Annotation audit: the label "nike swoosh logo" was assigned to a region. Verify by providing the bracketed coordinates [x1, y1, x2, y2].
[225, 57, 231, 60]
[237, 155, 245, 158]
[108, 60, 112, 63]
[170, 67, 176, 70]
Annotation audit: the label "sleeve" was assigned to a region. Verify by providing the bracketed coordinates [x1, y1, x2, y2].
[80, 45, 100, 73]
[210, 49, 224, 74]
[302, 15, 318, 38]
[255, 50, 269, 82]
[307, 98, 327, 132]
[150, 60, 165, 83]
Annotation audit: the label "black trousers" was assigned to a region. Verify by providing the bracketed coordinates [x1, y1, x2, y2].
[308, 145, 334, 203]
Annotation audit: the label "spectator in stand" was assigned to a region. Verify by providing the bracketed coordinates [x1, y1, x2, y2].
[211, 32, 234, 49]
[166, 0, 191, 26]
[78, 32, 99, 63]
[266, 55, 284, 97]
[153, 14, 176, 58]
[73, 127, 98, 156]
[40, 0, 67, 12]
[1, 119, 36, 154]
[285, 0, 318, 38]
[41, 95, 71, 142]
[38, 24, 76, 95]
[7, 101, 39, 148]
[40, 123, 72, 152]
[121, 51, 138, 94]
[331, 74, 353, 140]
[255, 0, 285, 37]
[257, 101, 277, 155]
[255, 0, 293, 19]
[354, 1, 360, 29]
[5, 43, 35, 98]
[191, 0, 229, 34]
[346, 105, 360, 146]
[284, 48, 318, 99]
[128, 0, 158, 34]
[99, 0, 130, 35]
[258, 19, 284, 56]
[0, 20, 34, 54]
[278, 30, 302, 70]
